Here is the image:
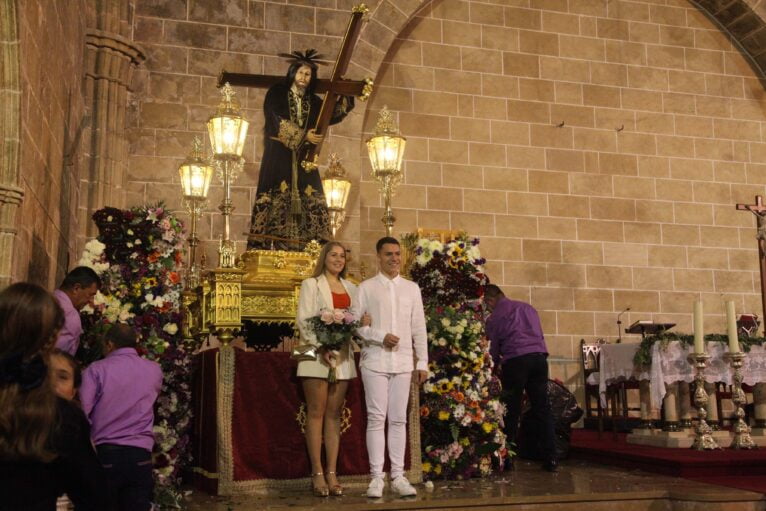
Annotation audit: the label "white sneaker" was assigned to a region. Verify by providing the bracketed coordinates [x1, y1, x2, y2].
[366, 477, 385, 498]
[391, 476, 417, 497]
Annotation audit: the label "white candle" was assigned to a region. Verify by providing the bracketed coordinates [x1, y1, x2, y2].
[693, 301, 704, 354]
[726, 300, 740, 354]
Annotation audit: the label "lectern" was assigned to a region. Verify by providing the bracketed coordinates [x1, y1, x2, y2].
[626, 320, 676, 338]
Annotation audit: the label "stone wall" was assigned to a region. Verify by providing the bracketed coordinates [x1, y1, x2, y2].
[359, 0, 766, 388]
[15, 0, 88, 287]
[122, 0, 766, 392]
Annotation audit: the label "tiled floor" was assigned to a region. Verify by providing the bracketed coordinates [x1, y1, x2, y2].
[183, 459, 765, 510]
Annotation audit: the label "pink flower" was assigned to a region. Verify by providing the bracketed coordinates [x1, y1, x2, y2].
[343, 311, 355, 324]
[332, 309, 345, 323]
[320, 310, 334, 324]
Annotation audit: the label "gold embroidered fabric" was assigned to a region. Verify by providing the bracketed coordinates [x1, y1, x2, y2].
[247, 188, 330, 251]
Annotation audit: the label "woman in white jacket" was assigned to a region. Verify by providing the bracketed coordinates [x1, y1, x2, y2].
[296, 241, 368, 497]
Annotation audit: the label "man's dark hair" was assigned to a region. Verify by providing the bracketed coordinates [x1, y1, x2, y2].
[484, 284, 505, 299]
[105, 323, 137, 349]
[60, 266, 101, 291]
[284, 60, 319, 96]
[376, 237, 400, 253]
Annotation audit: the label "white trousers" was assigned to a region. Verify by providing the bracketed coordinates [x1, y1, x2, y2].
[361, 367, 412, 479]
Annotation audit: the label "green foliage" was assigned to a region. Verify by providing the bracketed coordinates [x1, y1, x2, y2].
[633, 332, 765, 367]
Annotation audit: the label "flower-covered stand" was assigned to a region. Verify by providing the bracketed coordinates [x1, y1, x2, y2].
[78, 205, 193, 508]
[188, 348, 423, 495]
[405, 233, 509, 479]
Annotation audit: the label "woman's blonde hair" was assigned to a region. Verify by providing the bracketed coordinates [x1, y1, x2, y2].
[311, 241, 348, 279]
[0, 282, 65, 462]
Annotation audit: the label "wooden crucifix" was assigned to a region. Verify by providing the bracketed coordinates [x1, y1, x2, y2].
[218, 4, 372, 169]
[736, 195, 766, 334]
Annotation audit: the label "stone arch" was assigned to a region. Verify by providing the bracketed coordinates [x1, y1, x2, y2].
[694, 0, 766, 80]
[0, 0, 24, 289]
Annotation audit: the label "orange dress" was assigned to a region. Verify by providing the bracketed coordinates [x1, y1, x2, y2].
[331, 291, 351, 309]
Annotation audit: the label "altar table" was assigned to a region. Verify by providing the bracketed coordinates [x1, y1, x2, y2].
[598, 342, 766, 408]
[189, 347, 421, 495]
[597, 341, 766, 425]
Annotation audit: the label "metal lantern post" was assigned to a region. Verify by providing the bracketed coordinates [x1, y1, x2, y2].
[207, 82, 249, 269]
[178, 137, 213, 290]
[321, 153, 352, 239]
[366, 106, 406, 236]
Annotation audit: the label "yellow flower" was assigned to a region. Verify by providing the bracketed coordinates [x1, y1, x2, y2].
[434, 464, 442, 474]
[423, 462, 432, 473]
[482, 422, 495, 433]
[438, 410, 450, 421]
[460, 437, 470, 446]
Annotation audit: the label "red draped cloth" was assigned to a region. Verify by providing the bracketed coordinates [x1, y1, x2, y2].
[189, 348, 412, 494]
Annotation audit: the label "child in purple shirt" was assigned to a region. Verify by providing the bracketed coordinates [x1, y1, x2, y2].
[80, 323, 163, 511]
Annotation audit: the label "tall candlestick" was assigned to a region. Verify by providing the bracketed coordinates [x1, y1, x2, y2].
[693, 301, 705, 354]
[726, 301, 740, 354]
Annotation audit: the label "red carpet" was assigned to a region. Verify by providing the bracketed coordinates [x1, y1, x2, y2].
[569, 429, 766, 492]
[685, 476, 766, 494]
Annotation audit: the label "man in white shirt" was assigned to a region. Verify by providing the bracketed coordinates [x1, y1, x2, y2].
[357, 237, 428, 498]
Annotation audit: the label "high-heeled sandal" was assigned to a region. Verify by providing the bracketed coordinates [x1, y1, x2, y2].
[327, 471, 343, 496]
[311, 472, 329, 497]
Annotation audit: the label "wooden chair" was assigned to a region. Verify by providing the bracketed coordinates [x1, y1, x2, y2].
[581, 339, 602, 421]
[580, 339, 611, 436]
[581, 339, 634, 438]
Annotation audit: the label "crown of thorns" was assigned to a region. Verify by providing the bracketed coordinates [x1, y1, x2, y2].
[279, 49, 326, 66]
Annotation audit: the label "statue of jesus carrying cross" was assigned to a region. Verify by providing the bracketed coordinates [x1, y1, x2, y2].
[223, 6, 371, 251]
[247, 49, 355, 250]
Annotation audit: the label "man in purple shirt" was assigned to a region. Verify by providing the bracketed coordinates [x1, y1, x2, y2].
[80, 323, 163, 511]
[484, 284, 558, 472]
[54, 266, 101, 355]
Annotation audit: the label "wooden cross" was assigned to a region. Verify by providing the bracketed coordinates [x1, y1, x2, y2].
[736, 195, 766, 334]
[217, 4, 371, 169]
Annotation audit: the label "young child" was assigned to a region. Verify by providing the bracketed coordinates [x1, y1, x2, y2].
[49, 349, 81, 401]
[49, 349, 83, 511]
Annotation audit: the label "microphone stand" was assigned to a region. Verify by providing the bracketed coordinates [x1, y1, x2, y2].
[617, 307, 630, 343]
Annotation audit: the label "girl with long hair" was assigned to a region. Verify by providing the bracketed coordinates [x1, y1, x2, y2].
[296, 242, 369, 497]
[0, 282, 107, 510]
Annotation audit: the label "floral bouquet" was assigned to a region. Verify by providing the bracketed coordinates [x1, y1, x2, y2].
[307, 308, 359, 382]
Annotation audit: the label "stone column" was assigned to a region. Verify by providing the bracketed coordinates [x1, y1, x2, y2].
[80, 0, 144, 243]
[0, 0, 23, 288]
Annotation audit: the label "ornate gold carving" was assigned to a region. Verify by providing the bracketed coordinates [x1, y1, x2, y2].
[296, 400, 352, 434]
[301, 155, 318, 172]
[293, 263, 310, 276]
[304, 239, 322, 259]
[241, 295, 295, 317]
[218, 238, 237, 269]
[359, 77, 374, 101]
[273, 255, 286, 269]
[205, 268, 245, 346]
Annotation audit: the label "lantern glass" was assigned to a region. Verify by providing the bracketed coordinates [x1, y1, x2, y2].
[179, 160, 213, 199]
[322, 177, 351, 210]
[207, 114, 249, 158]
[366, 135, 406, 175]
